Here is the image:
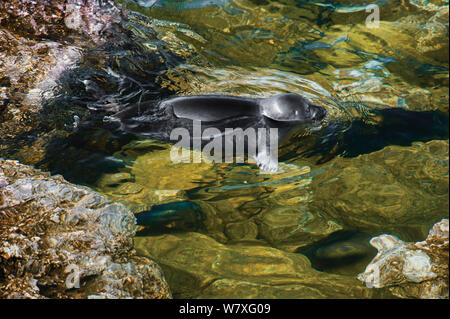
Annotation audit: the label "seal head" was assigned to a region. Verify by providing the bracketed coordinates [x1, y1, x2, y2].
[260, 93, 326, 123]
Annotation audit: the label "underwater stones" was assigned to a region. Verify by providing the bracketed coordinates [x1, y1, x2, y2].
[113, 183, 144, 196]
[297, 231, 377, 276]
[257, 206, 342, 251]
[131, 148, 215, 191]
[0, 159, 171, 298]
[0, 0, 126, 144]
[187, 163, 341, 248]
[97, 172, 134, 188]
[358, 219, 449, 299]
[309, 140, 449, 234]
[107, 157, 343, 248]
[135, 231, 392, 298]
[0, 29, 81, 140]
[325, 5, 448, 110]
[224, 220, 259, 242]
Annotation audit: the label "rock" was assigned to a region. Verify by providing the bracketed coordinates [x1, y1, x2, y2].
[224, 220, 259, 242]
[308, 140, 449, 236]
[0, 159, 171, 298]
[99, 146, 345, 249]
[0, 0, 126, 143]
[358, 219, 449, 299]
[0, 0, 124, 42]
[0, 30, 82, 140]
[297, 231, 377, 276]
[256, 206, 342, 251]
[131, 146, 215, 191]
[188, 163, 344, 249]
[135, 231, 393, 298]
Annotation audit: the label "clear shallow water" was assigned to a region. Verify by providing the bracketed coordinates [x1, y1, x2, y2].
[10, 0, 448, 298]
[104, 0, 447, 298]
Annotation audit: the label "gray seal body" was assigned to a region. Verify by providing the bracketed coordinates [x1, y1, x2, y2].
[163, 93, 326, 124]
[106, 93, 326, 171]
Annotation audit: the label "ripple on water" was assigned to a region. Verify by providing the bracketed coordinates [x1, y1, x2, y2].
[6, 0, 444, 298]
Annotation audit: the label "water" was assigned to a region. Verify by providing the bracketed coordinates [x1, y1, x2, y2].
[8, 0, 449, 298]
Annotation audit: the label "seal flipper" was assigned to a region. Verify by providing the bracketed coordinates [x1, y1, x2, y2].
[253, 125, 281, 173]
[254, 149, 279, 173]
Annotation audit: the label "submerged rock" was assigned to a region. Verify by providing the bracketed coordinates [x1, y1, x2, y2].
[0, 159, 171, 298]
[0, 0, 126, 143]
[297, 231, 377, 276]
[358, 219, 449, 299]
[0, 30, 82, 140]
[103, 145, 343, 249]
[134, 231, 393, 298]
[308, 140, 449, 237]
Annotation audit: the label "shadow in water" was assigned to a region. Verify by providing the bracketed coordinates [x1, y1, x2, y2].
[134, 201, 205, 236]
[29, 18, 184, 185]
[281, 108, 449, 164]
[296, 230, 378, 275]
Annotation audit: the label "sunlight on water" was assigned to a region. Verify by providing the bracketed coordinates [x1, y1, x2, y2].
[87, 0, 449, 298]
[9, 0, 445, 298]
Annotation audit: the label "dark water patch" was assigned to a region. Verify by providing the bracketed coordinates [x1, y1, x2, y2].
[280, 108, 449, 164]
[15, 11, 188, 185]
[35, 127, 136, 186]
[296, 230, 378, 275]
[135, 200, 205, 236]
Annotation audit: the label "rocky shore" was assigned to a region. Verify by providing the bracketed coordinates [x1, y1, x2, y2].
[0, 0, 177, 299]
[0, 0, 126, 141]
[0, 1, 175, 298]
[359, 219, 449, 299]
[0, 159, 171, 298]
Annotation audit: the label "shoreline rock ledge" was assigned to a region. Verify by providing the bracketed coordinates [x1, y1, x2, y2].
[0, 159, 171, 299]
[358, 219, 449, 299]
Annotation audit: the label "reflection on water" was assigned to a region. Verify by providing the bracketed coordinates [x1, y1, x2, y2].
[125, 0, 447, 298]
[8, 0, 448, 298]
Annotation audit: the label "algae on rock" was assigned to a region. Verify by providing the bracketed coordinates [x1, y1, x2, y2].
[0, 159, 171, 298]
[359, 219, 449, 299]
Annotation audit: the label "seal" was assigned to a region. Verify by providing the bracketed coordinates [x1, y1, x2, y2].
[104, 93, 448, 169]
[102, 95, 448, 230]
[164, 93, 326, 123]
[105, 93, 327, 171]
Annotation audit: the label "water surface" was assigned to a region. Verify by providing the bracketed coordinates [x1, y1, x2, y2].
[12, 0, 450, 298]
